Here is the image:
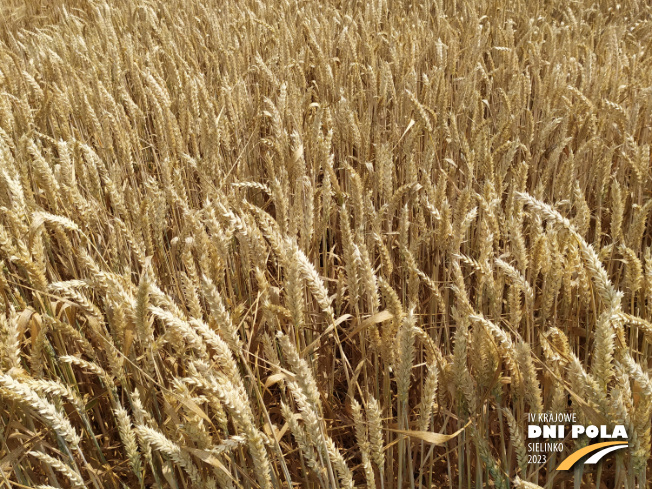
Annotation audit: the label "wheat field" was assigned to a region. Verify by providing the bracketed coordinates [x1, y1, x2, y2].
[0, 0, 650, 488]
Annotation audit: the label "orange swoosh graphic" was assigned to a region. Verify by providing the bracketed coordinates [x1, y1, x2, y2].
[556, 441, 628, 471]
